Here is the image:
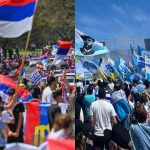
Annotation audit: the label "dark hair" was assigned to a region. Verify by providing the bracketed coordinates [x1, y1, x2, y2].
[134, 103, 147, 123]
[22, 78, 28, 85]
[76, 79, 80, 83]
[82, 80, 85, 86]
[0, 96, 2, 103]
[144, 80, 149, 89]
[98, 81, 108, 89]
[7, 88, 15, 96]
[133, 79, 139, 85]
[76, 86, 81, 94]
[53, 90, 62, 99]
[54, 114, 72, 131]
[103, 81, 108, 88]
[124, 83, 128, 89]
[47, 76, 55, 85]
[97, 80, 101, 86]
[129, 83, 132, 89]
[98, 88, 106, 99]
[114, 84, 122, 91]
[93, 79, 96, 82]
[107, 77, 112, 82]
[87, 87, 93, 95]
[75, 133, 86, 150]
[31, 86, 41, 99]
[86, 80, 90, 85]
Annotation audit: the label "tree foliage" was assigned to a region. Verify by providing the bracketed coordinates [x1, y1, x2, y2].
[0, 0, 74, 48]
[32, 0, 74, 46]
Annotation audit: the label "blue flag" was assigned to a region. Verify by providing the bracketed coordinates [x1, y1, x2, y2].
[115, 57, 129, 76]
[138, 45, 150, 56]
[130, 45, 145, 70]
[75, 57, 99, 78]
[100, 59, 118, 80]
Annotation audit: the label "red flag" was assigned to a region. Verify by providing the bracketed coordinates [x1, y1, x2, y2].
[10, 63, 23, 79]
[58, 40, 73, 49]
[47, 138, 75, 150]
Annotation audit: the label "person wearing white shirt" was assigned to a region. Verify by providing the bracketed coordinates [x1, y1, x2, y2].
[42, 76, 57, 103]
[90, 88, 117, 150]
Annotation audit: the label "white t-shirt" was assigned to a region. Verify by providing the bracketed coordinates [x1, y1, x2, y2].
[90, 100, 116, 136]
[42, 86, 54, 103]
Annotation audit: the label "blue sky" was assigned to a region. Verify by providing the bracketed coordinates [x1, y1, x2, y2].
[76, 0, 150, 49]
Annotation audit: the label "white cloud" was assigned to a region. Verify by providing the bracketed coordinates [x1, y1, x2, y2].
[76, 13, 105, 27]
[113, 18, 124, 27]
[133, 13, 150, 22]
[111, 3, 126, 15]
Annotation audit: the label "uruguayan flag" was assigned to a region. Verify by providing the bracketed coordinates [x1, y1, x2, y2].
[30, 71, 42, 85]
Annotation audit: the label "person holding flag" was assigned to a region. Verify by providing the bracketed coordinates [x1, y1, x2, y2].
[6, 89, 25, 143]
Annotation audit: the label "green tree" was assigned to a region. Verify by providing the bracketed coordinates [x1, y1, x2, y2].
[0, 0, 74, 49]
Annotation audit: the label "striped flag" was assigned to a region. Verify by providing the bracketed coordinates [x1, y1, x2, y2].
[30, 71, 42, 85]
[0, 0, 37, 38]
[0, 74, 33, 102]
[52, 40, 73, 65]
[36, 51, 48, 61]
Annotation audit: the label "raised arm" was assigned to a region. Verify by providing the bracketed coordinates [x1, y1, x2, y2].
[4, 95, 17, 110]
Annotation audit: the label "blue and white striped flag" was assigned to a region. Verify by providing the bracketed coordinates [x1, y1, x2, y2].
[30, 71, 42, 85]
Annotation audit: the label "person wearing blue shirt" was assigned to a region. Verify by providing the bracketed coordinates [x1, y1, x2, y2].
[130, 103, 150, 150]
[83, 86, 95, 122]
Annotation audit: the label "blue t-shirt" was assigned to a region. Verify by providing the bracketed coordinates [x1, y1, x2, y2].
[0, 117, 6, 147]
[130, 123, 150, 150]
[83, 95, 95, 121]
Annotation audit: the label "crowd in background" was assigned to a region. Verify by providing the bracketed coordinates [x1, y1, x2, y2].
[75, 78, 150, 150]
[0, 45, 39, 75]
[0, 45, 75, 150]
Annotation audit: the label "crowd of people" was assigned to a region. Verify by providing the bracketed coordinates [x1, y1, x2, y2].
[0, 76, 75, 149]
[1, 44, 150, 150]
[0, 45, 75, 150]
[0, 45, 40, 75]
[75, 78, 150, 150]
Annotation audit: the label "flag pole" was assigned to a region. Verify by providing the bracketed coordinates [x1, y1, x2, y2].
[15, 30, 32, 92]
[14, 0, 38, 94]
